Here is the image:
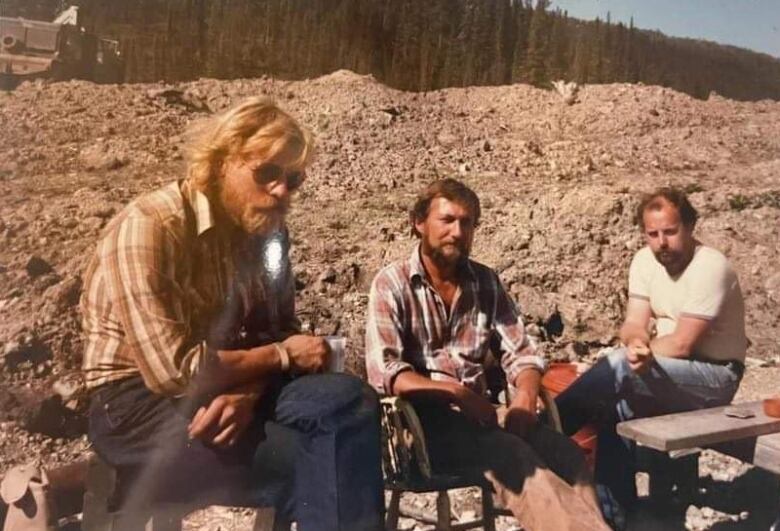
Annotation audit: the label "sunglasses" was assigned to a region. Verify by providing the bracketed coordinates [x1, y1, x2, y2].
[251, 163, 305, 191]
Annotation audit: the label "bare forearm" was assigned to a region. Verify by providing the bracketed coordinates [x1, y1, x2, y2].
[391, 370, 462, 402]
[229, 378, 272, 397]
[649, 334, 692, 359]
[510, 368, 541, 411]
[503, 368, 542, 437]
[620, 321, 650, 346]
[196, 344, 283, 395]
[393, 371, 499, 427]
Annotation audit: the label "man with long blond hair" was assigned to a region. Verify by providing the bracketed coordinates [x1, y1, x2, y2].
[81, 97, 384, 529]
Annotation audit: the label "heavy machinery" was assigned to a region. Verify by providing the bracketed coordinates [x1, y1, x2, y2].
[0, 6, 123, 88]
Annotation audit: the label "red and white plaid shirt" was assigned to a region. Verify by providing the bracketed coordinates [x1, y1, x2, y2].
[365, 245, 545, 397]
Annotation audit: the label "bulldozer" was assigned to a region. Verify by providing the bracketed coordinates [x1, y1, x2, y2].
[0, 6, 123, 88]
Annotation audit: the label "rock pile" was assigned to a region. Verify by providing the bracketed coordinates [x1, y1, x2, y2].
[1, 71, 779, 528]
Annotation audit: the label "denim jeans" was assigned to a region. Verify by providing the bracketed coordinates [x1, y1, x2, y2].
[88, 373, 384, 531]
[555, 348, 743, 521]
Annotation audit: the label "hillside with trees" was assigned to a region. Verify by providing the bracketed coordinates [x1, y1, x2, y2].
[4, 0, 780, 100]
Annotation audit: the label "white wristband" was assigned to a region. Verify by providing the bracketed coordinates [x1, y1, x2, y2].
[274, 342, 290, 372]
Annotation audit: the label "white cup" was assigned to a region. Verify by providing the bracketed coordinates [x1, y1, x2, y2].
[324, 336, 347, 372]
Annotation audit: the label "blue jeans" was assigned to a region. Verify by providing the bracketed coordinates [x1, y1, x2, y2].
[88, 373, 384, 531]
[555, 348, 742, 518]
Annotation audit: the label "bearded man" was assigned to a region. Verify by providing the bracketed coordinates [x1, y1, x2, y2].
[555, 187, 747, 528]
[365, 178, 609, 531]
[80, 97, 384, 530]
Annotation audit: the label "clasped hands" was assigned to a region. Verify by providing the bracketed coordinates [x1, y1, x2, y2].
[626, 338, 654, 374]
[188, 334, 331, 448]
[452, 385, 538, 439]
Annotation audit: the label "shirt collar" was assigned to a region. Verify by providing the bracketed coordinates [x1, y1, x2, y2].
[182, 179, 217, 237]
[409, 243, 427, 282]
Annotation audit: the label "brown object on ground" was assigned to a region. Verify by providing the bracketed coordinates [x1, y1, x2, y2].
[484, 469, 610, 531]
[44, 460, 88, 518]
[0, 460, 88, 525]
[0, 464, 52, 531]
[763, 398, 780, 418]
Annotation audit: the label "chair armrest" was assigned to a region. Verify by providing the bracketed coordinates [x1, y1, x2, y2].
[380, 388, 563, 486]
[380, 397, 433, 482]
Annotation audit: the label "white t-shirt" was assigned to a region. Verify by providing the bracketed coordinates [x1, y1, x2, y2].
[628, 245, 747, 362]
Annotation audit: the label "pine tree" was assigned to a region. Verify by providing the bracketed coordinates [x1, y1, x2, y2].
[546, 8, 569, 81]
[510, 0, 533, 82]
[72, 0, 780, 101]
[572, 25, 591, 83]
[524, 0, 550, 86]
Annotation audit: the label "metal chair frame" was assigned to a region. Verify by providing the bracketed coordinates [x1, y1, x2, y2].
[380, 387, 563, 531]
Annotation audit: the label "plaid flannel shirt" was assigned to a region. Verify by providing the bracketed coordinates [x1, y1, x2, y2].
[80, 179, 297, 396]
[365, 245, 545, 397]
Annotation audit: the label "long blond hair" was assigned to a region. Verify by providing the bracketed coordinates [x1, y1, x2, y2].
[185, 97, 315, 193]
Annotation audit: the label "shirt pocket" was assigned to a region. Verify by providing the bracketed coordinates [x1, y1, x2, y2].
[456, 310, 490, 362]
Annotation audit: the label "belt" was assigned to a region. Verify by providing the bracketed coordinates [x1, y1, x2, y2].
[699, 358, 745, 377]
[90, 375, 145, 401]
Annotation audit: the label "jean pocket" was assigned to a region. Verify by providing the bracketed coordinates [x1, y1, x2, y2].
[102, 400, 129, 430]
[93, 378, 151, 431]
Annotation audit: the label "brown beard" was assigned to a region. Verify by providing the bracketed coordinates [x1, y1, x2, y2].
[422, 237, 469, 268]
[653, 248, 689, 276]
[219, 182, 289, 236]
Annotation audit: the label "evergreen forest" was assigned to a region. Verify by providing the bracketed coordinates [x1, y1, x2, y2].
[4, 0, 780, 100]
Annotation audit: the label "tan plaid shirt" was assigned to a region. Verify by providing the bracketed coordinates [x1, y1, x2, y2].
[366, 245, 545, 397]
[81, 180, 297, 396]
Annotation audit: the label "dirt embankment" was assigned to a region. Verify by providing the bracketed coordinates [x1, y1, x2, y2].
[0, 72, 779, 528]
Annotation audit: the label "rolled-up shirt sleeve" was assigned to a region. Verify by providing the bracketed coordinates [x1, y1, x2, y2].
[103, 214, 204, 396]
[365, 272, 414, 395]
[491, 274, 545, 385]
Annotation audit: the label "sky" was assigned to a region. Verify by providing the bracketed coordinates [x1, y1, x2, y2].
[551, 0, 780, 59]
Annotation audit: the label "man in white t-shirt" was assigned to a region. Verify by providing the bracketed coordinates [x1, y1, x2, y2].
[555, 187, 747, 527]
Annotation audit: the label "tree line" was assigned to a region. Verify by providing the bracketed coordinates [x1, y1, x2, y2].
[4, 0, 780, 100]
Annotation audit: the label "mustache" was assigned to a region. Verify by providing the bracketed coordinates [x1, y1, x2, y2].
[253, 194, 289, 212]
[442, 240, 467, 250]
[654, 250, 677, 263]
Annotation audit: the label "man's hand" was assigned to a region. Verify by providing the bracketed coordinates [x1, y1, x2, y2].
[505, 388, 538, 439]
[505, 369, 541, 438]
[282, 334, 329, 374]
[453, 386, 498, 428]
[626, 339, 653, 374]
[188, 388, 261, 448]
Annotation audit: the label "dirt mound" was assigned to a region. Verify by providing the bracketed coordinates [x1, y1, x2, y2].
[1, 73, 779, 527]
